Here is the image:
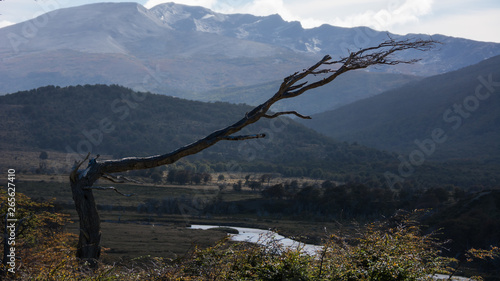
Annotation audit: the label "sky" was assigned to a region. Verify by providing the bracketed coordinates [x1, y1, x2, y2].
[1, 0, 499, 43]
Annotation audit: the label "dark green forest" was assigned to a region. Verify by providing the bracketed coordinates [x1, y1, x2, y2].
[1, 84, 396, 181]
[1, 84, 500, 188]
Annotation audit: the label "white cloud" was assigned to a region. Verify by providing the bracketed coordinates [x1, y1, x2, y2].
[236, 0, 288, 16]
[0, 20, 15, 29]
[322, 0, 434, 31]
[391, 8, 500, 43]
[144, 0, 218, 9]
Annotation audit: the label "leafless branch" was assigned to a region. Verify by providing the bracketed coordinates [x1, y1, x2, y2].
[93, 37, 437, 175]
[263, 111, 312, 119]
[101, 174, 143, 184]
[221, 134, 266, 141]
[70, 152, 90, 183]
[70, 36, 438, 265]
[101, 174, 124, 183]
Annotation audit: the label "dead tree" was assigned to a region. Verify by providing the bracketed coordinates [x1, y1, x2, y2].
[69, 37, 437, 266]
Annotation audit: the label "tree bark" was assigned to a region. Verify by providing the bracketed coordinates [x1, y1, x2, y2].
[70, 155, 102, 267]
[68, 37, 438, 266]
[71, 180, 101, 266]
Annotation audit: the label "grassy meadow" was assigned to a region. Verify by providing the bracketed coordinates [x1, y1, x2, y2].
[15, 173, 337, 263]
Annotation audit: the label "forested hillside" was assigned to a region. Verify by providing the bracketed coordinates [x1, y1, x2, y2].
[0, 84, 397, 181]
[2, 84, 499, 188]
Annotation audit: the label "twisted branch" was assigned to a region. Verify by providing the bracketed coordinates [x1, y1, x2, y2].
[78, 37, 438, 176]
[221, 134, 266, 141]
[101, 174, 143, 184]
[70, 152, 90, 183]
[263, 111, 312, 119]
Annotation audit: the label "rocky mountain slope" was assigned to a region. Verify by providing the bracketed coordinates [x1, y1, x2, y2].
[1, 2, 500, 113]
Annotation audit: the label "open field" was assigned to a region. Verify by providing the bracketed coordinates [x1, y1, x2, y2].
[0, 149, 114, 175]
[13, 174, 339, 263]
[5, 173, 500, 279]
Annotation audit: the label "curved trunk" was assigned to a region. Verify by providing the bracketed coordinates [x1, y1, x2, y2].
[70, 173, 101, 267]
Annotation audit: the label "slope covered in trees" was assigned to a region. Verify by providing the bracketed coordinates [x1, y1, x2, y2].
[2, 84, 500, 188]
[0, 84, 397, 181]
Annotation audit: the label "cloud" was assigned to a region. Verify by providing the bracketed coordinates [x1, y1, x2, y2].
[144, 0, 294, 19]
[0, 20, 15, 29]
[326, 0, 434, 30]
[234, 0, 288, 16]
[144, 0, 218, 9]
[390, 8, 500, 43]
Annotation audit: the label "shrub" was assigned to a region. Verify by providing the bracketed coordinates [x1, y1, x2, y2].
[159, 211, 457, 280]
[0, 191, 78, 280]
[3, 203, 492, 280]
[314, 211, 455, 280]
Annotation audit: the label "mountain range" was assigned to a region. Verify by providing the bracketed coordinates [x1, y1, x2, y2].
[1, 2, 500, 115]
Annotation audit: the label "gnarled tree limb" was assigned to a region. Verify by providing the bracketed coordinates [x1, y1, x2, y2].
[263, 111, 312, 119]
[221, 134, 266, 141]
[70, 36, 438, 265]
[70, 152, 90, 183]
[95, 37, 437, 175]
[101, 174, 142, 184]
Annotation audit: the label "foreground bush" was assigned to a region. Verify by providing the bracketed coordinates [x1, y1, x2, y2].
[161, 211, 454, 280]
[0, 191, 79, 280]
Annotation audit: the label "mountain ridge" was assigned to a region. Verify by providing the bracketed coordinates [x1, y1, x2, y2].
[1, 2, 500, 114]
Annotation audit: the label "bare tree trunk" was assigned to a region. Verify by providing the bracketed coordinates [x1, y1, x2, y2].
[71, 181, 100, 266]
[69, 155, 102, 267]
[68, 37, 438, 266]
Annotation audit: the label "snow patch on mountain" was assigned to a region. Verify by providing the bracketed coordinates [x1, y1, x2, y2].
[305, 38, 322, 53]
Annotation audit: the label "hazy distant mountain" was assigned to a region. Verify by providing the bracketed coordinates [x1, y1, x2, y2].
[1, 2, 499, 111]
[195, 70, 421, 115]
[149, 2, 500, 73]
[300, 55, 500, 162]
